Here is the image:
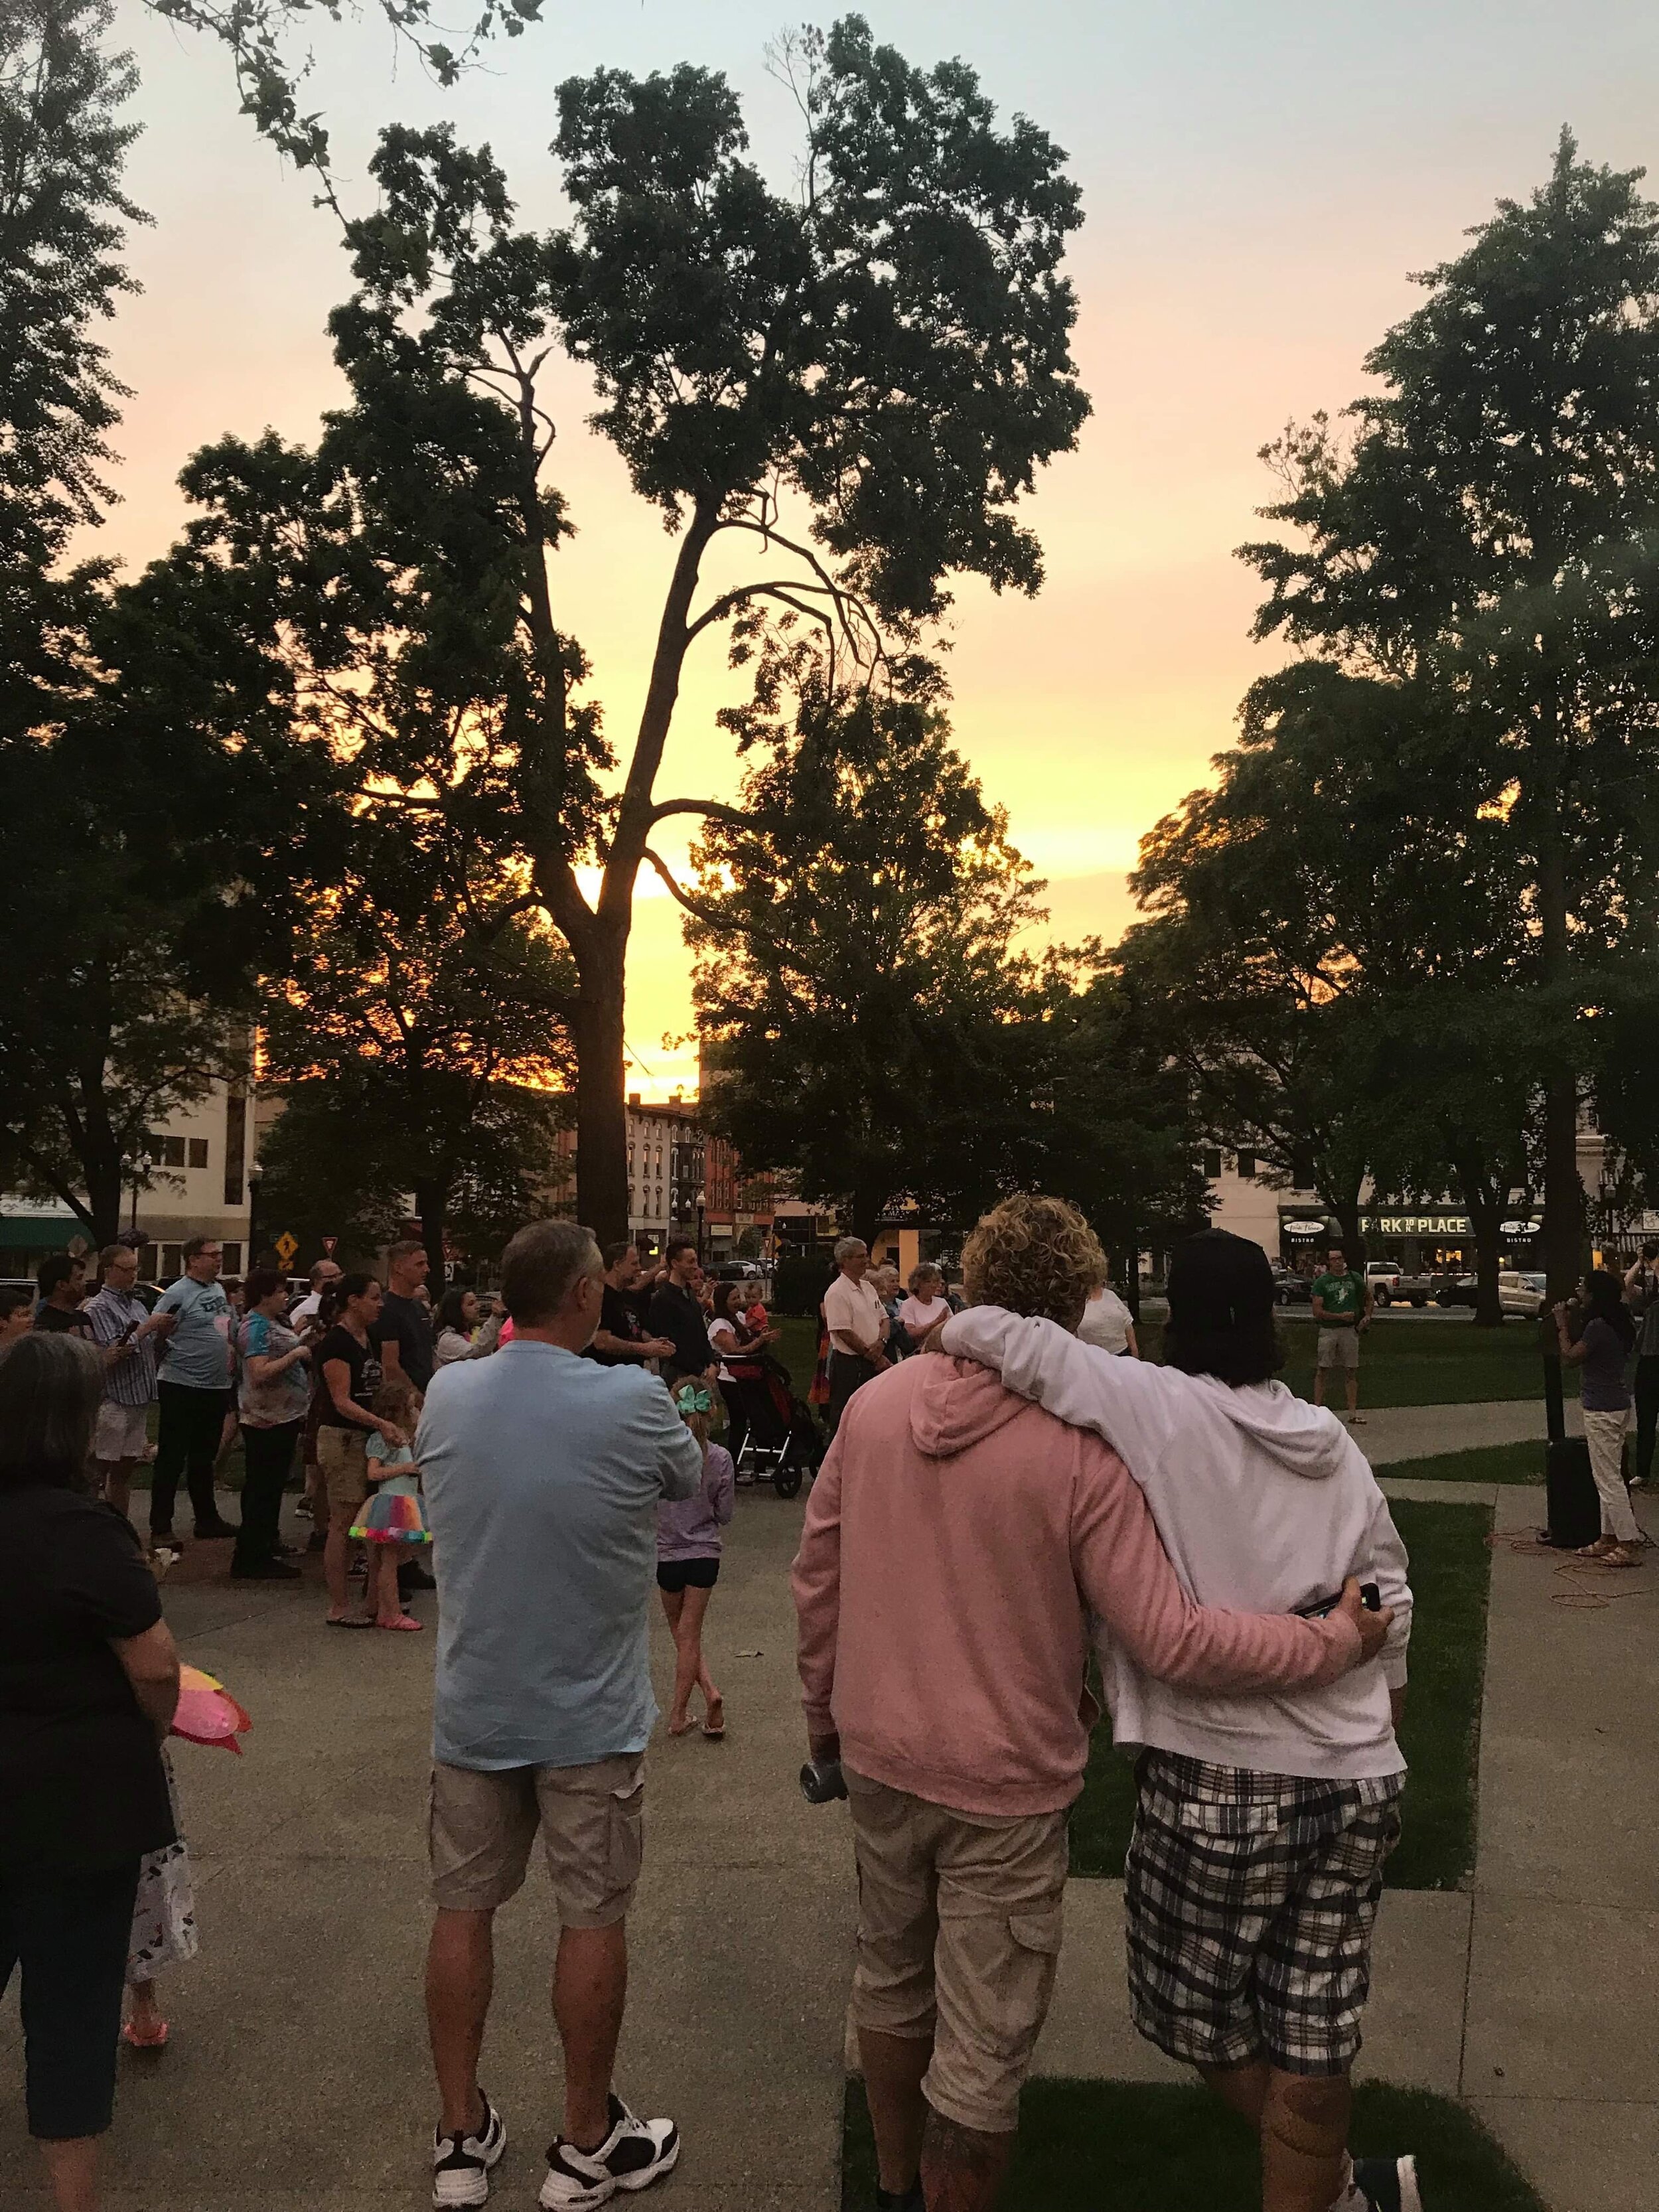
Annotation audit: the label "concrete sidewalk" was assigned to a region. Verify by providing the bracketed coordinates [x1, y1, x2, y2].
[1354, 1396, 1579, 1467]
[3, 1454, 1651, 2209]
[0, 1489, 853, 2211]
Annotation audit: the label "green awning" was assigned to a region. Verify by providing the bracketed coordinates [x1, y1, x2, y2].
[0, 1213, 83, 1250]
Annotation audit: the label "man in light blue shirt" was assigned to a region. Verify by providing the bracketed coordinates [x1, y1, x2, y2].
[150, 1234, 237, 1544]
[419, 1220, 701, 2212]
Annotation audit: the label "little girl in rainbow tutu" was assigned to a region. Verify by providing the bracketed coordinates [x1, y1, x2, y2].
[350, 1374, 431, 1627]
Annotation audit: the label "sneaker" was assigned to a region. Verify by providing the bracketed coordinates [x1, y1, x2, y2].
[432, 2091, 506, 2207]
[193, 1516, 239, 1540]
[1350, 2154, 1423, 2212]
[876, 2183, 924, 2210]
[540, 2095, 679, 2207]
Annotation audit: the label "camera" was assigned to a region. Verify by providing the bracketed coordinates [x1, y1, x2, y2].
[800, 1757, 849, 1805]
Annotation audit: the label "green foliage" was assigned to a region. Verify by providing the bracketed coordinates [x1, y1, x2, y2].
[1237, 130, 1659, 1291]
[142, 0, 541, 181]
[0, 0, 144, 591]
[258, 804, 575, 1269]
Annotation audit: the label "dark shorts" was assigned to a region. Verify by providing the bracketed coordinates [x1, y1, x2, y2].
[1125, 1752, 1403, 2077]
[656, 1557, 719, 1593]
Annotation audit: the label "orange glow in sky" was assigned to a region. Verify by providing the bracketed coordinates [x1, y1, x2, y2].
[104, 0, 1659, 1096]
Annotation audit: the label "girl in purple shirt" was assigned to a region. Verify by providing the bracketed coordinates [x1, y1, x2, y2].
[656, 1382, 735, 1739]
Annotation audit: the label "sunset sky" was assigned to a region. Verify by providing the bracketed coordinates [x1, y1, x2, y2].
[108, 0, 1659, 1096]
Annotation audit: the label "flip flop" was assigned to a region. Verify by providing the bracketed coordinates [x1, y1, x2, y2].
[376, 1613, 424, 1632]
[123, 2019, 169, 2050]
[325, 1615, 374, 1629]
[702, 1699, 726, 1740]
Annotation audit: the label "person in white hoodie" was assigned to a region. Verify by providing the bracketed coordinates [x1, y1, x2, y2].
[942, 1227, 1418, 2212]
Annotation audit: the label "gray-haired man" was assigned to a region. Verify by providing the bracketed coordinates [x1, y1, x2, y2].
[823, 1236, 891, 1437]
[418, 1220, 702, 2210]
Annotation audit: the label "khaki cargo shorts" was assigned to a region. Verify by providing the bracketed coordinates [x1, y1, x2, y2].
[429, 1754, 646, 1929]
[1317, 1327, 1360, 1371]
[317, 1424, 370, 1512]
[846, 1767, 1068, 2136]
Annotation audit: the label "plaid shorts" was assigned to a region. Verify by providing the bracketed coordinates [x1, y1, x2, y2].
[1125, 1752, 1403, 2076]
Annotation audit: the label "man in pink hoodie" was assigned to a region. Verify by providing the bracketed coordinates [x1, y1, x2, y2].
[792, 1197, 1392, 2212]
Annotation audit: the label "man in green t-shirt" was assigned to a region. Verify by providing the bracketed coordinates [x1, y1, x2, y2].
[1311, 1245, 1373, 1422]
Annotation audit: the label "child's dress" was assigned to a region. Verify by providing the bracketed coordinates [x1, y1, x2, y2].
[352, 1436, 432, 1544]
[128, 1751, 197, 1984]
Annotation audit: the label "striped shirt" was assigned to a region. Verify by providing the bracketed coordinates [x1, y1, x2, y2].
[84, 1286, 159, 1409]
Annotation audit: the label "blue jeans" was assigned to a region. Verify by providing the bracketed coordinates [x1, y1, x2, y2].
[0, 1862, 140, 2138]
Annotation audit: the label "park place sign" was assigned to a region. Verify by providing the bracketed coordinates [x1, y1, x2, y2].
[1362, 1211, 1472, 1237]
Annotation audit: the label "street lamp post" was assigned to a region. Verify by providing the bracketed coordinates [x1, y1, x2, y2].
[246, 1159, 263, 1270]
[695, 1188, 707, 1266]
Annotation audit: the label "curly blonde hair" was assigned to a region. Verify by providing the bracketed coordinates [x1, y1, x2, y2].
[962, 1194, 1105, 1333]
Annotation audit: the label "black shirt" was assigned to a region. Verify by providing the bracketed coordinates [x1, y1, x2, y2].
[378, 1291, 434, 1392]
[34, 1301, 92, 1339]
[586, 1282, 650, 1368]
[316, 1323, 384, 1426]
[0, 1485, 176, 1877]
[649, 1280, 712, 1376]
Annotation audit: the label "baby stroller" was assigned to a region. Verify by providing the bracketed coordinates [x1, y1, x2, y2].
[726, 1352, 825, 1501]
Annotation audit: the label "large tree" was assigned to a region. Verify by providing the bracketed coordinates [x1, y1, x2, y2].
[1240, 132, 1659, 1297]
[174, 21, 1089, 1244]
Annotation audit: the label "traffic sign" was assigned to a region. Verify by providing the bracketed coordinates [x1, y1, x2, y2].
[321, 1235, 338, 1256]
[274, 1231, 299, 1268]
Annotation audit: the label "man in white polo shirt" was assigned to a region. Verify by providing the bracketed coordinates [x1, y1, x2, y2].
[822, 1237, 891, 1438]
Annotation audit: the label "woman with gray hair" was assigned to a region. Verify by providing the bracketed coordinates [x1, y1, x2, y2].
[0, 1334, 182, 2212]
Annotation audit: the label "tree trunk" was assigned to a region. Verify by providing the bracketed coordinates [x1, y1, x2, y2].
[849, 1179, 883, 1252]
[1463, 1179, 1505, 1329]
[1534, 697, 1585, 1302]
[414, 1177, 449, 1283]
[571, 921, 630, 1247]
[1542, 1072, 1583, 1301]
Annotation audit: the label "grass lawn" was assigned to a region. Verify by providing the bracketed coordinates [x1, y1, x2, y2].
[842, 2076, 1546, 2211]
[1380, 1439, 1548, 1487]
[1069, 1501, 1492, 1893]
[786, 1303, 1565, 1411]
[773, 1313, 822, 1400]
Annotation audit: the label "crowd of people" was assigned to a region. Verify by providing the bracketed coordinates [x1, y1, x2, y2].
[1, 1205, 1651, 2212]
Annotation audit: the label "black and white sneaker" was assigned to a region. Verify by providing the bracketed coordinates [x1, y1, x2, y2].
[431, 2091, 507, 2207]
[540, 2095, 679, 2207]
[1351, 2154, 1423, 2212]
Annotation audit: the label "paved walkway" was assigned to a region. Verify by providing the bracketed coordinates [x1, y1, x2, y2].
[1352, 1395, 1579, 1467]
[3, 1451, 1651, 2209]
[0, 1492, 855, 2211]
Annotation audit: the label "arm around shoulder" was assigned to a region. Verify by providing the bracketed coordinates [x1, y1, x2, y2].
[1072, 1440, 1360, 1692]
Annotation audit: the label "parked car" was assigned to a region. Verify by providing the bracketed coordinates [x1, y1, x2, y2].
[1434, 1274, 1478, 1309]
[1373, 1270, 1435, 1308]
[1499, 1270, 1548, 1319]
[1364, 1260, 1402, 1296]
[1271, 1266, 1313, 1306]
